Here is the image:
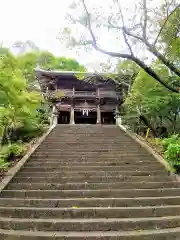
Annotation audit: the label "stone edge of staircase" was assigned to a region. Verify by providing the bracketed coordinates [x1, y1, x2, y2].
[0, 124, 56, 193]
[118, 125, 179, 181]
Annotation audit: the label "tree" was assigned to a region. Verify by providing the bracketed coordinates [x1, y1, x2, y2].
[123, 60, 180, 136]
[17, 51, 86, 89]
[62, 0, 180, 92]
[116, 59, 140, 90]
[0, 49, 43, 145]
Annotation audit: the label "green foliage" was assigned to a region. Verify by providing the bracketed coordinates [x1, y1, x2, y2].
[0, 143, 25, 163]
[161, 134, 180, 151]
[159, 7, 180, 62]
[164, 143, 180, 169]
[123, 61, 180, 135]
[117, 60, 140, 76]
[0, 46, 86, 173]
[18, 51, 86, 89]
[0, 158, 8, 169]
[54, 90, 65, 98]
[156, 135, 180, 173]
[0, 48, 46, 146]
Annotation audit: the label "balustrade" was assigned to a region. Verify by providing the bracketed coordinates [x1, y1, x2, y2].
[46, 90, 120, 99]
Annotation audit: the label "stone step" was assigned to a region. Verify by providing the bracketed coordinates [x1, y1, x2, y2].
[16, 170, 168, 177]
[1, 196, 180, 208]
[11, 175, 173, 183]
[20, 165, 164, 172]
[25, 161, 161, 167]
[1, 205, 180, 218]
[33, 151, 149, 154]
[28, 156, 156, 161]
[1, 188, 180, 198]
[38, 141, 141, 144]
[1, 228, 180, 240]
[1, 125, 179, 239]
[6, 182, 179, 190]
[42, 136, 137, 138]
[44, 144, 136, 147]
[1, 216, 180, 231]
[39, 145, 144, 148]
[39, 143, 140, 146]
[41, 143, 139, 146]
[31, 154, 151, 159]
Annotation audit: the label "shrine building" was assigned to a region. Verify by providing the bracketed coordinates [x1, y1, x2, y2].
[36, 69, 128, 125]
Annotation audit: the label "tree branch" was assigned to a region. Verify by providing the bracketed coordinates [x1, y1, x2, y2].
[142, 0, 148, 40]
[81, 0, 178, 93]
[123, 26, 180, 76]
[107, 6, 180, 77]
[107, 20, 133, 55]
[114, 0, 134, 56]
[154, 4, 180, 46]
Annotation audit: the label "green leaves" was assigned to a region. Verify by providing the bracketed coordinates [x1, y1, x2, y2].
[123, 61, 180, 134]
[160, 135, 180, 172]
[0, 49, 44, 146]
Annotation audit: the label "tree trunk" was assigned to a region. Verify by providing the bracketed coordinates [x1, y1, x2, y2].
[139, 115, 157, 137]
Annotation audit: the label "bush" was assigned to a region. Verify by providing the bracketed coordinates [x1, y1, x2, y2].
[161, 134, 180, 151]
[0, 158, 8, 169]
[164, 143, 180, 173]
[159, 135, 180, 173]
[10, 123, 46, 143]
[0, 143, 25, 162]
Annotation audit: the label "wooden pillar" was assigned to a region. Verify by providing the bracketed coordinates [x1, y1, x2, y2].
[70, 106, 75, 124]
[97, 104, 101, 124]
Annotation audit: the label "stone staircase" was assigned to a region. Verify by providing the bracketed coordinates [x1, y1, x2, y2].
[1, 125, 180, 239]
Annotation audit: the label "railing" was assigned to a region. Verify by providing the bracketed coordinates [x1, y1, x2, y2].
[46, 90, 120, 99]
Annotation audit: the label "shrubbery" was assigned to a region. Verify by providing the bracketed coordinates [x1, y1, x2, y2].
[0, 143, 26, 170]
[0, 49, 49, 171]
[153, 135, 180, 173]
[0, 143, 25, 162]
[159, 135, 180, 173]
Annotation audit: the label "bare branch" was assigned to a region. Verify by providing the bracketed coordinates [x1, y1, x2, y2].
[81, 0, 178, 93]
[123, 26, 180, 76]
[106, 4, 180, 76]
[81, 0, 97, 46]
[154, 4, 180, 46]
[107, 20, 133, 55]
[122, 28, 134, 56]
[114, 0, 134, 55]
[123, 28, 144, 42]
[166, 0, 175, 17]
[142, 0, 148, 40]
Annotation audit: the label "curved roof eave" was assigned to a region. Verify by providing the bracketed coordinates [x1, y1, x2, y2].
[34, 68, 119, 77]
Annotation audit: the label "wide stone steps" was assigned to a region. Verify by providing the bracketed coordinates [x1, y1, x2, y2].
[1, 196, 180, 207]
[1, 216, 180, 231]
[25, 162, 161, 167]
[2, 188, 180, 198]
[19, 165, 164, 172]
[11, 175, 173, 183]
[29, 156, 157, 161]
[6, 181, 179, 190]
[1, 228, 180, 240]
[1, 205, 180, 218]
[1, 125, 180, 239]
[15, 170, 168, 177]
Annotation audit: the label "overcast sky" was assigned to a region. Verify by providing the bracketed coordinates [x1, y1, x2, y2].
[0, 0, 159, 70]
[0, 0, 114, 70]
[0, 0, 72, 53]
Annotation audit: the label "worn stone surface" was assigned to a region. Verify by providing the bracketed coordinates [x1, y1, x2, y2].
[0, 125, 180, 239]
